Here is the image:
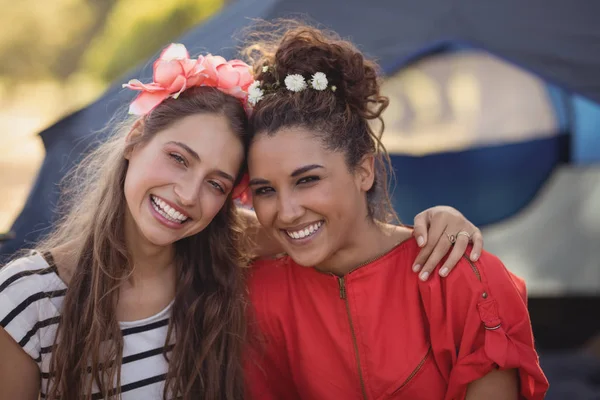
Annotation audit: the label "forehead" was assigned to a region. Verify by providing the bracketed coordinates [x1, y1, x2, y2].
[248, 128, 332, 173]
[156, 113, 244, 173]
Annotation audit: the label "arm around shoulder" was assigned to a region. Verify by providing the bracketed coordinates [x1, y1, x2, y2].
[418, 251, 548, 400]
[0, 327, 40, 400]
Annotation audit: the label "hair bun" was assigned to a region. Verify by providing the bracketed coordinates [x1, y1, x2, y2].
[245, 22, 388, 119]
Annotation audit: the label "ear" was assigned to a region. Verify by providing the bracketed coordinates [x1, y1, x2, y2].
[355, 153, 376, 192]
[124, 118, 145, 160]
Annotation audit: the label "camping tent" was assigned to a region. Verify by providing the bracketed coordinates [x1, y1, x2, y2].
[2, 0, 600, 260]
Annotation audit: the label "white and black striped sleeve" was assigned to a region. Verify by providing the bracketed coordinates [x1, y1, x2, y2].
[0, 255, 62, 361]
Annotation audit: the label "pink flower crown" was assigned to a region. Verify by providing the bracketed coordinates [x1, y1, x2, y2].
[122, 43, 254, 115]
[123, 44, 253, 202]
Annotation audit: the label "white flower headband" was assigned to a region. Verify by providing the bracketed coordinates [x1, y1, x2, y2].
[247, 67, 337, 107]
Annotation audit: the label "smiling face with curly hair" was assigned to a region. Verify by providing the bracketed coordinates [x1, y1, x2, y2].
[242, 23, 406, 274]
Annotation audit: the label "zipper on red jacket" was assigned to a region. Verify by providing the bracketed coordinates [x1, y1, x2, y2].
[392, 345, 432, 394]
[338, 277, 368, 400]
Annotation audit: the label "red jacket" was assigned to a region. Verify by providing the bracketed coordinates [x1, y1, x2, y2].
[246, 239, 548, 399]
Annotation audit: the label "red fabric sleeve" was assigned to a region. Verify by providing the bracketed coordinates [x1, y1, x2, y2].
[418, 251, 549, 400]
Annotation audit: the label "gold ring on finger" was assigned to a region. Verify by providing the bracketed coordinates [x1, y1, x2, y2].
[456, 231, 472, 241]
[446, 232, 456, 244]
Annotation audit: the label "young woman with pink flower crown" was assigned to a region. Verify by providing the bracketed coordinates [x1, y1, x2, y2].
[0, 42, 484, 399]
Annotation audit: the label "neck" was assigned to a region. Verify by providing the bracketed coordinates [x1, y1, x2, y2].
[316, 218, 411, 276]
[124, 210, 176, 284]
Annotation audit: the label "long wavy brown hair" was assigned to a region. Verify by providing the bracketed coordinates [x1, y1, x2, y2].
[37, 86, 249, 400]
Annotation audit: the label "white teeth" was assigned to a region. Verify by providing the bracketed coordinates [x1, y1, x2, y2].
[150, 195, 189, 223]
[286, 221, 323, 240]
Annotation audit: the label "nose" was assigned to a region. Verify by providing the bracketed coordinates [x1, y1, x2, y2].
[173, 178, 202, 208]
[276, 191, 304, 225]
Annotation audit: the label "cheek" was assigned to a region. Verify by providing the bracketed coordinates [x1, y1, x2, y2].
[252, 198, 276, 227]
[126, 152, 171, 189]
[199, 192, 228, 220]
[307, 183, 355, 221]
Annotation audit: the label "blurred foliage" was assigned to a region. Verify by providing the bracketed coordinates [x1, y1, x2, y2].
[82, 0, 224, 83]
[0, 0, 225, 86]
[0, 0, 225, 231]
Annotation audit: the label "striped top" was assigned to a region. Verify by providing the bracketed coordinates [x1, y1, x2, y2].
[0, 252, 173, 399]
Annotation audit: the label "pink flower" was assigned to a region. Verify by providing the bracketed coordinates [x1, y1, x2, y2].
[123, 44, 208, 115]
[123, 44, 256, 115]
[201, 55, 254, 101]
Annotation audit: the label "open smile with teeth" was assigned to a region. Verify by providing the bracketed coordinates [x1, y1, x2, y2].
[285, 221, 323, 240]
[150, 195, 190, 224]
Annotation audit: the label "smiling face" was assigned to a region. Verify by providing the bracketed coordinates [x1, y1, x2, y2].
[248, 127, 375, 268]
[124, 113, 244, 248]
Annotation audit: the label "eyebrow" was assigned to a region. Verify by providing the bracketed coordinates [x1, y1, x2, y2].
[167, 141, 235, 183]
[167, 141, 200, 161]
[291, 164, 323, 177]
[216, 170, 235, 183]
[248, 164, 324, 186]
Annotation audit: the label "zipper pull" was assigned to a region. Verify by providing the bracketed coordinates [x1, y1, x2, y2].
[338, 277, 346, 299]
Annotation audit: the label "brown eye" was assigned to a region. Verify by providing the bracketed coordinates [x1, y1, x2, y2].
[254, 186, 274, 196]
[209, 181, 225, 194]
[297, 176, 320, 184]
[169, 153, 186, 166]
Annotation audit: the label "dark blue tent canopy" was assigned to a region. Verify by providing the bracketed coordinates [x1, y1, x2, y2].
[3, 0, 600, 259]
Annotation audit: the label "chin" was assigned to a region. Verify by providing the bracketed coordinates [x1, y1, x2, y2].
[285, 247, 328, 268]
[139, 225, 181, 247]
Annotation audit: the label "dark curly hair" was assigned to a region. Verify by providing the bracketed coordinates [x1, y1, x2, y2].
[243, 21, 397, 223]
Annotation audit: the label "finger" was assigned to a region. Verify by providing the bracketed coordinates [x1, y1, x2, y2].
[415, 223, 451, 280]
[439, 234, 470, 277]
[469, 229, 483, 261]
[412, 212, 429, 247]
[418, 237, 452, 281]
[412, 220, 447, 273]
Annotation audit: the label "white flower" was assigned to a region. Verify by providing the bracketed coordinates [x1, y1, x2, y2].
[284, 74, 307, 92]
[247, 80, 264, 106]
[310, 72, 328, 90]
[262, 66, 269, 73]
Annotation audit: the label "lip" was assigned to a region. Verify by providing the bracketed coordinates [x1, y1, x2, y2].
[280, 220, 324, 246]
[280, 220, 324, 232]
[148, 196, 188, 230]
[151, 194, 190, 217]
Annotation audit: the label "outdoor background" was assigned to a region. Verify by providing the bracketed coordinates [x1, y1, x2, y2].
[0, 0, 226, 232]
[1, 2, 600, 398]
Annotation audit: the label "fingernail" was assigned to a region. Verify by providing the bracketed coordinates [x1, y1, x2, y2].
[471, 252, 479, 261]
[419, 271, 429, 281]
[417, 236, 425, 247]
[413, 264, 421, 272]
[439, 267, 448, 277]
